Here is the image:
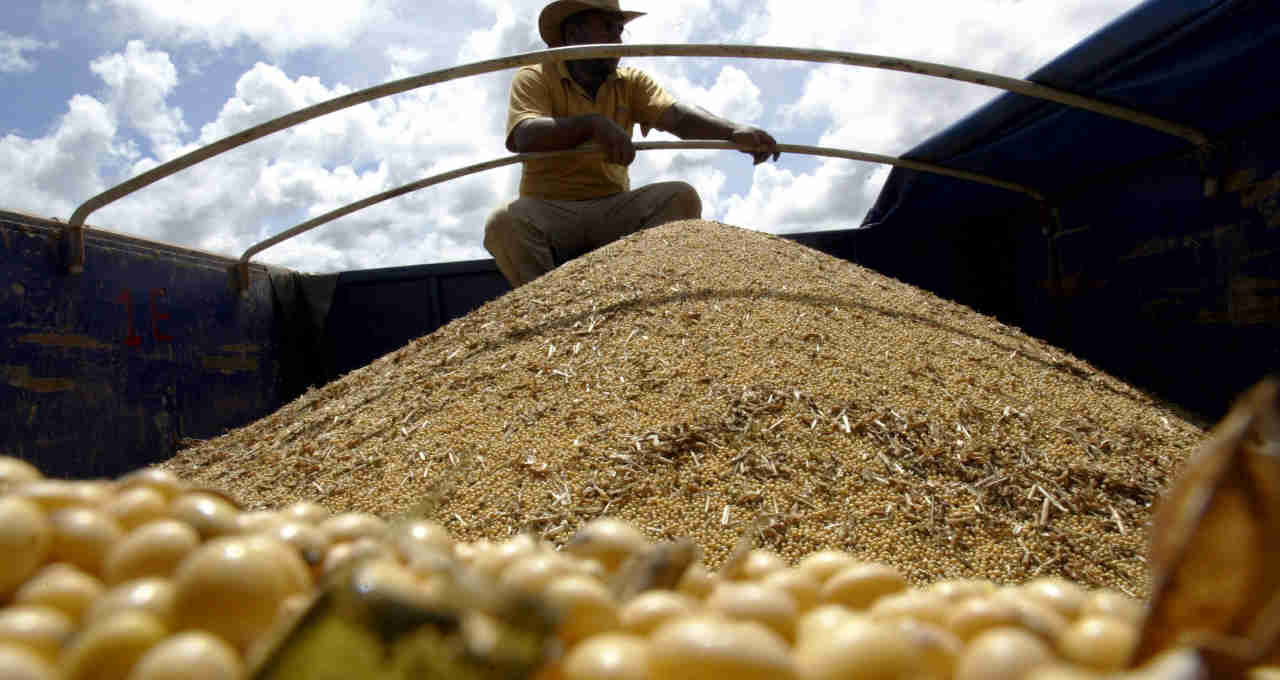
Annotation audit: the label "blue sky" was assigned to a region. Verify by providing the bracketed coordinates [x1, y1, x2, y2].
[0, 0, 1145, 273]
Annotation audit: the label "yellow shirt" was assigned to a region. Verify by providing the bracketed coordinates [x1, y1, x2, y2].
[505, 61, 676, 200]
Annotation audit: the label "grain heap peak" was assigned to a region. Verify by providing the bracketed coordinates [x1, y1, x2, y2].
[168, 219, 1201, 592]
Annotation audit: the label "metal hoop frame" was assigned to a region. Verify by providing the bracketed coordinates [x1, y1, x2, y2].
[62, 43, 1210, 277]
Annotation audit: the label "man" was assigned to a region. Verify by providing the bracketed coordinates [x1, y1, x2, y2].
[484, 0, 781, 287]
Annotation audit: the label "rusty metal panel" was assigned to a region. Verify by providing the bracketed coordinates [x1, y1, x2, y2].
[0, 211, 282, 478]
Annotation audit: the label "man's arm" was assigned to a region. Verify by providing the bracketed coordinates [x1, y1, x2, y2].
[656, 102, 780, 165]
[509, 114, 637, 166]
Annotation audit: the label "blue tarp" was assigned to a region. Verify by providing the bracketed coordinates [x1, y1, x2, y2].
[864, 0, 1280, 230]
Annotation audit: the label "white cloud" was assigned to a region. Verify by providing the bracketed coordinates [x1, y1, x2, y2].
[712, 0, 1146, 233]
[610, 0, 760, 47]
[90, 0, 397, 54]
[2, 0, 1149, 271]
[384, 46, 432, 76]
[0, 95, 119, 219]
[198, 63, 354, 147]
[721, 159, 886, 233]
[663, 65, 764, 125]
[0, 32, 56, 73]
[458, 3, 537, 63]
[90, 41, 188, 155]
[757, 0, 1148, 150]
[81, 50, 510, 271]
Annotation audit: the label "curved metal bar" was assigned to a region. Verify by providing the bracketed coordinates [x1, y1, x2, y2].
[67, 43, 1210, 244]
[237, 141, 1045, 271]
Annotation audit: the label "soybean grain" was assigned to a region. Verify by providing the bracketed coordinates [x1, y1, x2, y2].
[164, 220, 1204, 594]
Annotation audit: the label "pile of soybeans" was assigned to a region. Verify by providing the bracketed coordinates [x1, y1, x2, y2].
[167, 220, 1203, 594]
[2, 455, 1277, 680]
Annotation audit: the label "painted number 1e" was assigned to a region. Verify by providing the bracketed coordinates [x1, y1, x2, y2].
[117, 289, 174, 347]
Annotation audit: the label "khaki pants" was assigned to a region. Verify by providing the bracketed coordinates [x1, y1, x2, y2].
[484, 181, 702, 287]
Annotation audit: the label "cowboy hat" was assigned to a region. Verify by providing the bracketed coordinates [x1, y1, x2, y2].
[538, 0, 645, 48]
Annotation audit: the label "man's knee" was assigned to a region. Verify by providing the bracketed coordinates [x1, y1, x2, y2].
[643, 182, 701, 229]
[483, 207, 513, 255]
[484, 206, 555, 288]
[670, 181, 702, 220]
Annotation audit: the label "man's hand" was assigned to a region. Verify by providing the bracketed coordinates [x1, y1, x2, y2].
[659, 103, 781, 165]
[729, 125, 780, 165]
[507, 114, 635, 165]
[590, 114, 636, 166]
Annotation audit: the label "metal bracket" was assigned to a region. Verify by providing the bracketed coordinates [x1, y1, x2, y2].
[230, 261, 251, 297]
[1038, 198, 1064, 239]
[65, 224, 85, 274]
[1196, 142, 1225, 198]
[1038, 198, 1066, 298]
